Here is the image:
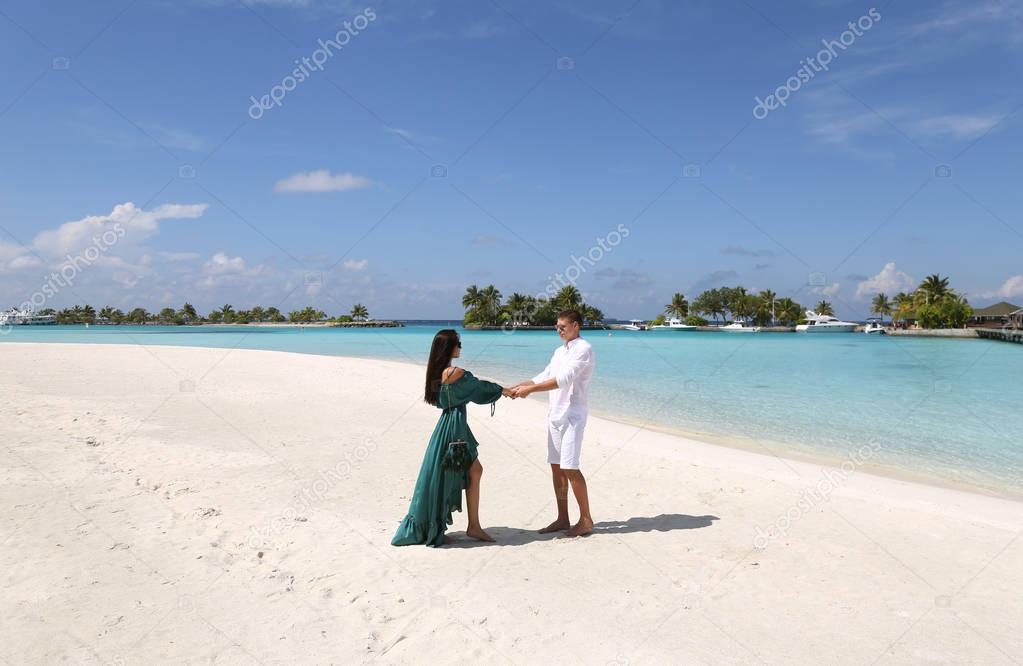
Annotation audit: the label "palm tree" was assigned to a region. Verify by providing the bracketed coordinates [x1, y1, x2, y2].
[730, 287, 754, 323]
[179, 302, 198, 323]
[217, 304, 235, 323]
[127, 308, 149, 325]
[99, 306, 116, 323]
[815, 300, 835, 316]
[553, 285, 582, 310]
[266, 306, 285, 323]
[504, 293, 529, 326]
[917, 274, 951, 305]
[462, 284, 484, 324]
[759, 289, 777, 325]
[664, 293, 689, 320]
[582, 305, 604, 325]
[350, 304, 369, 321]
[893, 292, 915, 325]
[870, 293, 892, 323]
[480, 285, 502, 325]
[775, 298, 803, 326]
[692, 289, 726, 323]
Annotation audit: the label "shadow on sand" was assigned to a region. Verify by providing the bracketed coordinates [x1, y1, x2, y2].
[446, 513, 719, 548]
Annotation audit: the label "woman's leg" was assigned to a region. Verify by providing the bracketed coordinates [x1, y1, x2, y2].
[465, 459, 494, 542]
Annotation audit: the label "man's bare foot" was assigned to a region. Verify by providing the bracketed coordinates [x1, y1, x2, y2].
[566, 517, 594, 537]
[466, 526, 495, 542]
[539, 519, 570, 534]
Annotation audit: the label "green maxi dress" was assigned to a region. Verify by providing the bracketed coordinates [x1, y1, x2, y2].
[391, 370, 503, 547]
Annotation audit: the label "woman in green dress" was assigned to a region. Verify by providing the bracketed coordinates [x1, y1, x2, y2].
[392, 329, 511, 547]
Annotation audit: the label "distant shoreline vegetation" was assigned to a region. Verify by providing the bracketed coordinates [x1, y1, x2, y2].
[461, 284, 603, 328]
[29, 303, 402, 327]
[646, 273, 973, 329]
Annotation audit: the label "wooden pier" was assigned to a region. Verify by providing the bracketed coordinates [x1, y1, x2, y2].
[976, 329, 1023, 344]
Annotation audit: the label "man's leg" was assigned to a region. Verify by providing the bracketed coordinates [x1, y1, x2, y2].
[539, 464, 571, 533]
[564, 469, 593, 537]
[540, 422, 571, 533]
[560, 417, 592, 537]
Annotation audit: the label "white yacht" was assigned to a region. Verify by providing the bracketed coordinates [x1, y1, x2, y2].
[864, 318, 887, 335]
[796, 310, 857, 333]
[721, 321, 760, 333]
[650, 317, 697, 331]
[621, 319, 647, 331]
[0, 307, 56, 326]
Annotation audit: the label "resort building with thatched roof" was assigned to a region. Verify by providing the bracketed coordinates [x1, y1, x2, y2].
[968, 301, 1023, 328]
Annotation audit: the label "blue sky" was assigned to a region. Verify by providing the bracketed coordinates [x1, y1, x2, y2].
[1, 0, 1021, 319]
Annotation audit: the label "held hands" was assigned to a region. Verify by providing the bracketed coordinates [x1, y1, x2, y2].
[502, 382, 533, 400]
[510, 385, 532, 398]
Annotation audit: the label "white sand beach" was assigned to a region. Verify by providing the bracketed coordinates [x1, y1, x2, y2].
[1, 342, 1020, 664]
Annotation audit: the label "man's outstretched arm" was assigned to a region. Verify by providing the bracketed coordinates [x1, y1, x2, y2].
[511, 377, 558, 397]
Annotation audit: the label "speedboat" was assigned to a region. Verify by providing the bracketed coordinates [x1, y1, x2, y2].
[864, 318, 887, 335]
[796, 310, 857, 333]
[650, 317, 697, 331]
[721, 321, 760, 333]
[621, 319, 647, 331]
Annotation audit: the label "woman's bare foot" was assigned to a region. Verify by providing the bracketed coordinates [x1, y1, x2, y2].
[566, 517, 594, 537]
[466, 526, 495, 542]
[538, 519, 570, 534]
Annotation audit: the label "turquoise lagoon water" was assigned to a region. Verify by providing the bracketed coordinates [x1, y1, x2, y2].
[3, 324, 1021, 497]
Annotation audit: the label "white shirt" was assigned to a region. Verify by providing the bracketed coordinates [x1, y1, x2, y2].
[532, 336, 595, 425]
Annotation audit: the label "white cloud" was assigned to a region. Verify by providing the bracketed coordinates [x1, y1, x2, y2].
[274, 170, 375, 193]
[7, 255, 43, 270]
[203, 252, 246, 275]
[903, 2, 1016, 38]
[914, 114, 1002, 140]
[985, 275, 1023, 300]
[0, 241, 25, 263]
[811, 282, 841, 297]
[342, 258, 369, 271]
[159, 251, 201, 262]
[32, 202, 207, 256]
[855, 262, 916, 298]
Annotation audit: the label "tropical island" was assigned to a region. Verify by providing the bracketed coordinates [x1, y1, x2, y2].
[11, 302, 403, 327]
[645, 274, 974, 330]
[460, 284, 605, 328]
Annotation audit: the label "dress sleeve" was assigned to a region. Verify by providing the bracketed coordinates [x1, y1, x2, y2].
[464, 374, 504, 405]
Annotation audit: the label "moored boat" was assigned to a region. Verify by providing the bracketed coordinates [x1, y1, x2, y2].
[796, 310, 856, 333]
[864, 318, 887, 335]
[650, 317, 697, 331]
[721, 321, 761, 333]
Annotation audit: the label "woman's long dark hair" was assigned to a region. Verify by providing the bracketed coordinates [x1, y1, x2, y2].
[425, 329, 460, 405]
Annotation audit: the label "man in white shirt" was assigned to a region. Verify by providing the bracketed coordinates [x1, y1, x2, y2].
[510, 309, 596, 537]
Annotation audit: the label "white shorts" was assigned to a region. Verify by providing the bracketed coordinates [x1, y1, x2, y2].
[547, 415, 586, 469]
